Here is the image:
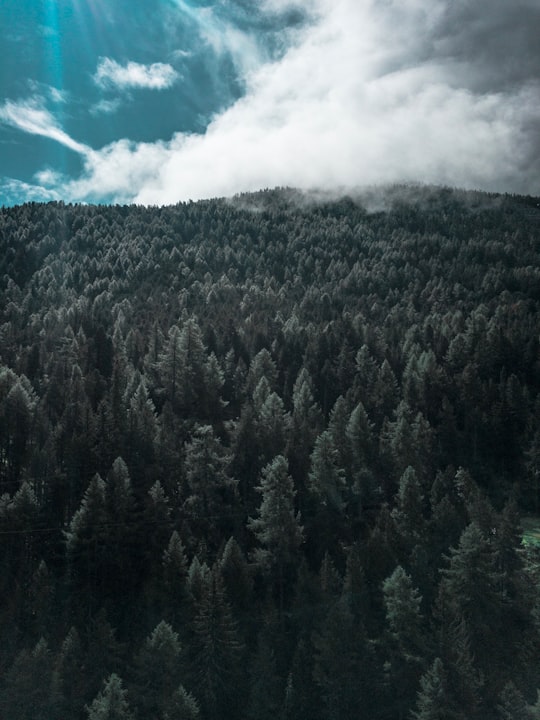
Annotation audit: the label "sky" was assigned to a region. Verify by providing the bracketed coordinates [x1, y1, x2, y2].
[0, 0, 539, 206]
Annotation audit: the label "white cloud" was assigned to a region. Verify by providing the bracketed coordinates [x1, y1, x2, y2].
[93, 58, 180, 91]
[67, 138, 172, 203]
[0, 177, 61, 205]
[34, 168, 66, 187]
[89, 98, 123, 116]
[48, 87, 68, 104]
[21, 0, 540, 203]
[0, 99, 90, 156]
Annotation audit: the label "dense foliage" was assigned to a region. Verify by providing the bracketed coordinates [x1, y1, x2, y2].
[1, 185, 540, 719]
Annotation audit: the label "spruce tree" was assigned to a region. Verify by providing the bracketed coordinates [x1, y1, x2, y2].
[313, 596, 371, 720]
[131, 621, 182, 719]
[412, 658, 458, 720]
[248, 455, 303, 613]
[382, 565, 427, 720]
[190, 568, 244, 720]
[86, 674, 133, 720]
[1, 638, 57, 720]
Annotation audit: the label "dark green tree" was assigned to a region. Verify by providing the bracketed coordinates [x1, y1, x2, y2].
[163, 686, 200, 720]
[131, 620, 182, 719]
[411, 658, 458, 720]
[190, 569, 244, 720]
[248, 455, 303, 614]
[86, 674, 133, 720]
[313, 596, 371, 720]
[382, 565, 427, 720]
[1, 638, 57, 720]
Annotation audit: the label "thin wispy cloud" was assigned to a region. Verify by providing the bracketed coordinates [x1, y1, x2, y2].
[93, 58, 180, 91]
[89, 98, 123, 117]
[0, 99, 91, 156]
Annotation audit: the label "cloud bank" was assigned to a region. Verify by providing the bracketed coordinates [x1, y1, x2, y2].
[93, 58, 180, 91]
[6, 0, 540, 203]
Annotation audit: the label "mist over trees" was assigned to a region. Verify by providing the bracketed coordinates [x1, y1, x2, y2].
[1, 185, 540, 719]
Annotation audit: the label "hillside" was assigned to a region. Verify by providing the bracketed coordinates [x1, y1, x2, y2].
[1, 185, 540, 719]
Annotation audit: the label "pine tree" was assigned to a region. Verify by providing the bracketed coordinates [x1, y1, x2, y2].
[437, 522, 504, 700]
[307, 428, 349, 559]
[346, 401, 377, 512]
[190, 569, 244, 720]
[391, 466, 427, 564]
[125, 377, 157, 470]
[308, 430, 347, 512]
[162, 530, 190, 614]
[157, 324, 183, 411]
[183, 424, 237, 550]
[287, 367, 323, 499]
[86, 674, 133, 720]
[247, 630, 284, 720]
[65, 473, 108, 616]
[144, 480, 173, 593]
[131, 621, 182, 719]
[1, 638, 57, 720]
[496, 681, 533, 720]
[313, 596, 371, 720]
[412, 658, 458, 720]
[248, 455, 303, 613]
[283, 636, 321, 720]
[163, 686, 200, 720]
[218, 536, 253, 615]
[382, 565, 427, 720]
[54, 627, 86, 720]
[256, 391, 290, 465]
[327, 395, 351, 471]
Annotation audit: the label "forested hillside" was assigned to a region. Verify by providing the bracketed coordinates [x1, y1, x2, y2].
[1, 185, 540, 719]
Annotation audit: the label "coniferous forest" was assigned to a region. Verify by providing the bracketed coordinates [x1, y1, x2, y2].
[1, 185, 540, 719]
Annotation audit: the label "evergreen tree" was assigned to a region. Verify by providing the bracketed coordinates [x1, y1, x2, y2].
[190, 569, 244, 720]
[1, 638, 57, 720]
[65, 473, 108, 616]
[86, 674, 133, 720]
[496, 681, 533, 720]
[54, 627, 86, 720]
[163, 686, 200, 720]
[103, 457, 139, 602]
[218, 536, 253, 616]
[308, 430, 347, 512]
[248, 455, 303, 613]
[162, 530, 190, 616]
[246, 630, 284, 720]
[183, 424, 237, 549]
[412, 658, 458, 720]
[284, 636, 321, 720]
[437, 522, 504, 701]
[382, 565, 427, 720]
[256, 391, 290, 465]
[313, 596, 371, 720]
[131, 621, 182, 719]
[391, 466, 427, 566]
[346, 401, 377, 512]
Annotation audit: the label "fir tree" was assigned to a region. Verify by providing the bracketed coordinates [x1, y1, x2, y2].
[412, 658, 458, 720]
[248, 455, 303, 613]
[190, 569, 244, 720]
[86, 674, 133, 720]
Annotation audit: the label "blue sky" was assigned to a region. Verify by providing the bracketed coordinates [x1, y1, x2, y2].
[1, 0, 539, 206]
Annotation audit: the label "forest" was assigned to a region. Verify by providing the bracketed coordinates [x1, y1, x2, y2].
[0, 184, 540, 719]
